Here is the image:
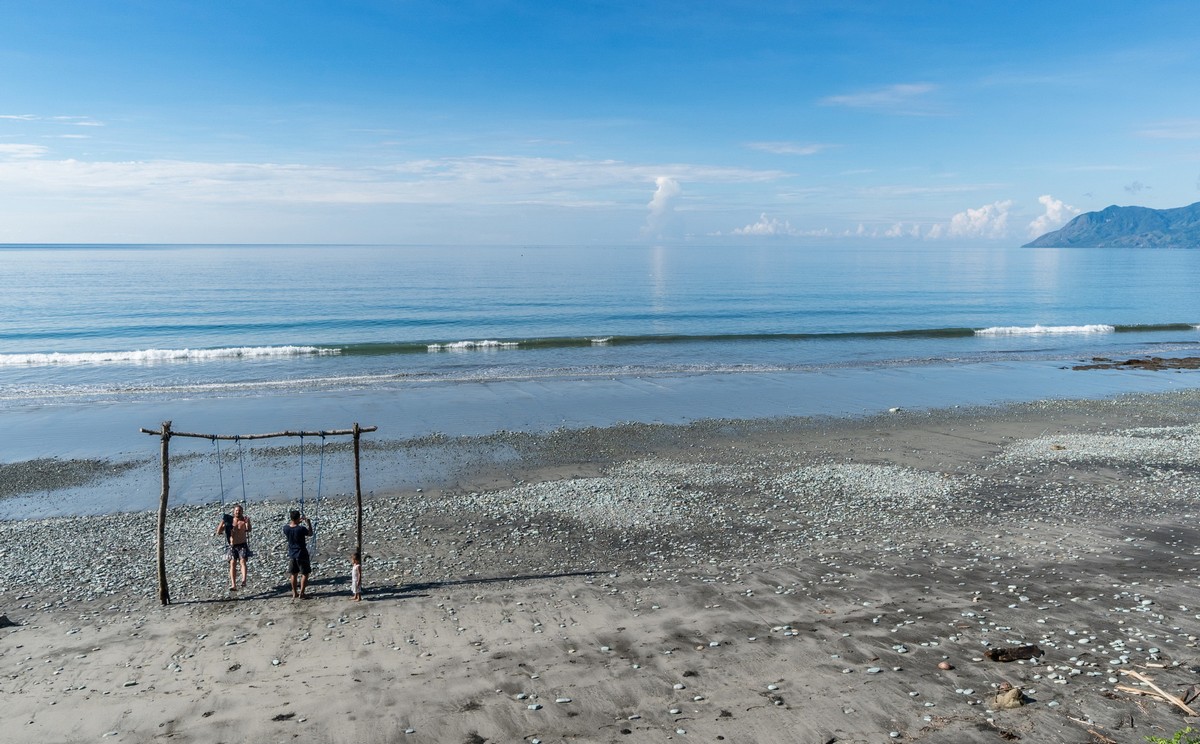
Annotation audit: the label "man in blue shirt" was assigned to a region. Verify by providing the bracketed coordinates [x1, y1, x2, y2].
[283, 510, 313, 599]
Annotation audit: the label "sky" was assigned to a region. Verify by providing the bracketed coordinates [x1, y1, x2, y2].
[2, 0, 1200, 245]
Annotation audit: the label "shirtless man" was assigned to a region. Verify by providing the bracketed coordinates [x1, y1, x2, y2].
[216, 503, 253, 591]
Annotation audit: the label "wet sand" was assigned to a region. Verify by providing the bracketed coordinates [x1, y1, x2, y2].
[4, 391, 1200, 742]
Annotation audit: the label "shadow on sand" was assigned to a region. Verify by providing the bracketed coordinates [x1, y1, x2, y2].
[169, 569, 606, 606]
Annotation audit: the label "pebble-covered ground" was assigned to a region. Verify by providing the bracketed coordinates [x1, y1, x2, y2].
[4, 391, 1200, 610]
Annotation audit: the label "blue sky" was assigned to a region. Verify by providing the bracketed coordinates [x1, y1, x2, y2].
[2, 1, 1199, 244]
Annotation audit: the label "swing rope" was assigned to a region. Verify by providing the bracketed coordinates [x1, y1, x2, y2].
[214, 436, 234, 552]
[236, 436, 248, 503]
[212, 436, 226, 511]
[313, 434, 326, 553]
[299, 433, 306, 516]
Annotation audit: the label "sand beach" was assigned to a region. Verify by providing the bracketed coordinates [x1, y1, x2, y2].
[5, 391, 1200, 743]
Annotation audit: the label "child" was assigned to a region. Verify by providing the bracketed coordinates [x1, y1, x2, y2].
[350, 551, 362, 601]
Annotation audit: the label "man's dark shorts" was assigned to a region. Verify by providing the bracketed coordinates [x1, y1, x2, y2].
[227, 543, 252, 561]
[289, 555, 311, 576]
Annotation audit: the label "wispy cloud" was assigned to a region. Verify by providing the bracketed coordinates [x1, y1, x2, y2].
[1, 114, 104, 126]
[819, 83, 941, 116]
[744, 141, 834, 156]
[857, 183, 1003, 197]
[1136, 119, 1200, 140]
[0, 155, 785, 208]
[0, 144, 49, 159]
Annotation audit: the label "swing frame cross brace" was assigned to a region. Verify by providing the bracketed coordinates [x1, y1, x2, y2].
[140, 420, 377, 606]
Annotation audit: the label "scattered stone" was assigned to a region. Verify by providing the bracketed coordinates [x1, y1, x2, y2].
[994, 683, 1025, 709]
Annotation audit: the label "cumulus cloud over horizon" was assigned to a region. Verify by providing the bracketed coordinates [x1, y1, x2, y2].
[928, 200, 1013, 239]
[1027, 194, 1081, 237]
[643, 176, 682, 236]
[731, 213, 799, 236]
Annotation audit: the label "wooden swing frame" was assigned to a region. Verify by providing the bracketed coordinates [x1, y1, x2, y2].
[140, 420, 377, 605]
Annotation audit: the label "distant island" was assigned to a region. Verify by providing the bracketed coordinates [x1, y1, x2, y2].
[1024, 200, 1200, 248]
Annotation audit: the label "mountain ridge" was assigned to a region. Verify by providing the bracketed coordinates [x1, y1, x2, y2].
[1024, 201, 1200, 248]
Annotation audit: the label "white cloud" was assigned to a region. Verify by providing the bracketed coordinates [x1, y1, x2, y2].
[819, 83, 940, 115]
[643, 176, 682, 236]
[647, 176, 681, 214]
[930, 200, 1014, 239]
[1027, 194, 1080, 237]
[731, 213, 798, 236]
[744, 141, 833, 156]
[0, 144, 49, 159]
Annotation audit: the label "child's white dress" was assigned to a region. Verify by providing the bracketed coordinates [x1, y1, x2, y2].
[351, 563, 361, 596]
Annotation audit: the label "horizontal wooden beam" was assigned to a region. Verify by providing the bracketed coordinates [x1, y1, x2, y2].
[140, 425, 377, 440]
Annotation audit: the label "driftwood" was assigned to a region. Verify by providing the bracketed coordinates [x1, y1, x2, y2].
[1066, 716, 1118, 744]
[140, 421, 377, 605]
[985, 644, 1044, 662]
[1117, 669, 1200, 716]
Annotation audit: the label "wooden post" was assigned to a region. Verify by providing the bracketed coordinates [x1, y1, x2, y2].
[353, 422, 363, 559]
[156, 421, 172, 605]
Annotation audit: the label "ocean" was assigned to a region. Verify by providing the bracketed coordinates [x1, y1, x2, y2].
[2, 242, 1198, 517]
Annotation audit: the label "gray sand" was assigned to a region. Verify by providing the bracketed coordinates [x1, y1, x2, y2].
[4, 391, 1200, 742]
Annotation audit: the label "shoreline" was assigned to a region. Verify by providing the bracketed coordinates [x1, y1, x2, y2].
[3, 354, 1200, 495]
[4, 391, 1200, 741]
[5, 385, 1200, 519]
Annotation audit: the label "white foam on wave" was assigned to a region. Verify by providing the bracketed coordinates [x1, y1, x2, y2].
[0, 345, 337, 366]
[975, 324, 1115, 336]
[427, 340, 520, 352]
[590, 337, 613, 346]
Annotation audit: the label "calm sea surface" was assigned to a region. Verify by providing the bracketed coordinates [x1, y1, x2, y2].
[2, 243, 1198, 516]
